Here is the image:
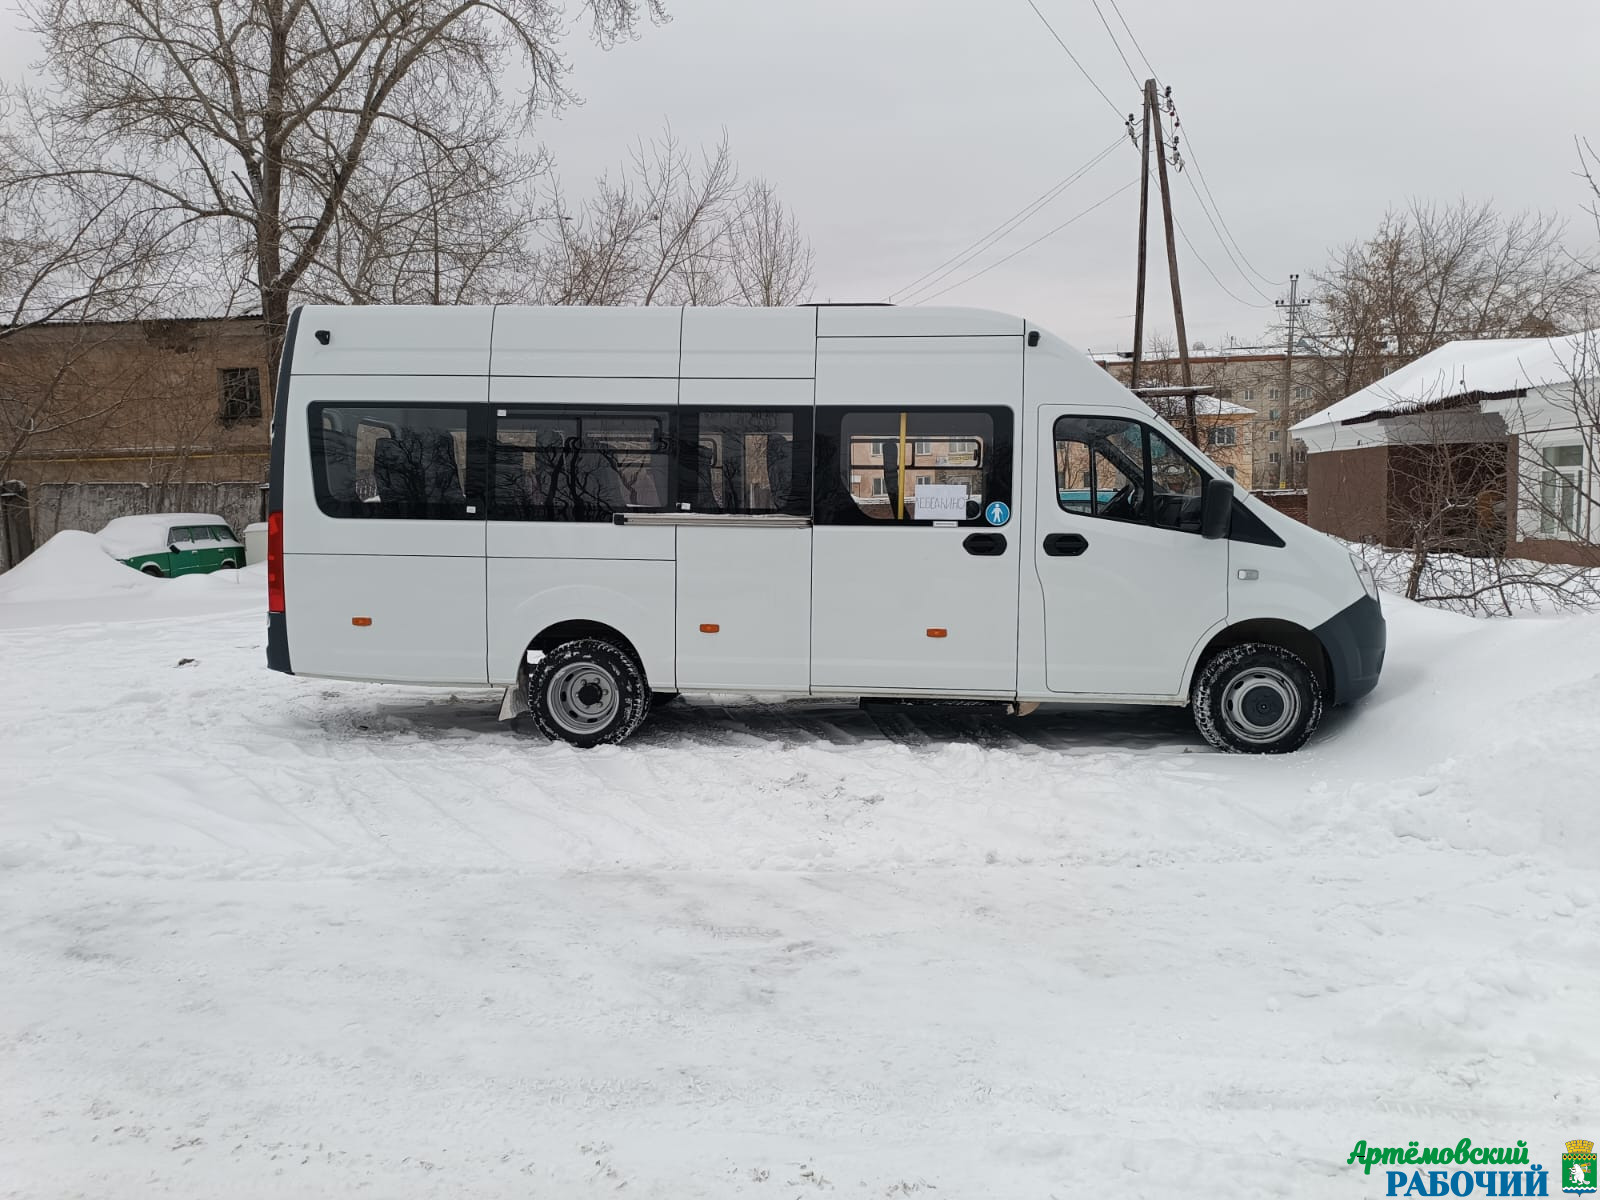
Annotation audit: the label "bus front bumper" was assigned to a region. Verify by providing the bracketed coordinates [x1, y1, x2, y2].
[1315, 595, 1385, 705]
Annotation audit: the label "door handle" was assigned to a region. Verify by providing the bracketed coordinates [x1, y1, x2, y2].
[1043, 532, 1089, 557]
[962, 532, 1007, 556]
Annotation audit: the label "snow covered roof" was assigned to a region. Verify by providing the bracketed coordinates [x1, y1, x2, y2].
[1193, 395, 1255, 416]
[1146, 394, 1255, 417]
[98, 513, 231, 557]
[1293, 331, 1598, 433]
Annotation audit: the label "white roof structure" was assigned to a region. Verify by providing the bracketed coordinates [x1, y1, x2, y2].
[1192, 395, 1255, 417]
[1294, 331, 1598, 434]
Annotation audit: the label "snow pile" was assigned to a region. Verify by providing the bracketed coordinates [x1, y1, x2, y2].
[0, 530, 262, 629]
[0, 530, 159, 603]
[3, 582, 1599, 1197]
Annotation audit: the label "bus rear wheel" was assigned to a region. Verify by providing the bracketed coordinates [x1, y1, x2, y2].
[527, 638, 652, 748]
[1192, 642, 1323, 754]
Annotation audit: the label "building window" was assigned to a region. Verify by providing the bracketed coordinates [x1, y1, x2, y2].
[1268, 387, 1280, 401]
[1224, 465, 1237, 479]
[218, 367, 262, 425]
[1294, 385, 1312, 402]
[1293, 446, 1306, 463]
[1268, 429, 1280, 442]
[1206, 426, 1237, 448]
[1268, 451, 1281, 465]
[914, 439, 933, 456]
[1539, 445, 1585, 538]
[1213, 387, 1233, 400]
[1242, 388, 1255, 402]
[1267, 407, 1280, 421]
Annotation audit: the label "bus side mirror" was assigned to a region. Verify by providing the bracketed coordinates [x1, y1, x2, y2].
[1201, 477, 1233, 540]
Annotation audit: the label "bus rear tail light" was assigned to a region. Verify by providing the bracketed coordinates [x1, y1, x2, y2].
[267, 509, 285, 613]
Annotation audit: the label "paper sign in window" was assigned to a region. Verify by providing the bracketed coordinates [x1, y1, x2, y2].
[913, 484, 968, 521]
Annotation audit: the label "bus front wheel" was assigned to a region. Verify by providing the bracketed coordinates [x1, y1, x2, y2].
[527, 638, 652, 748]
[1192, 642, 1323, 754]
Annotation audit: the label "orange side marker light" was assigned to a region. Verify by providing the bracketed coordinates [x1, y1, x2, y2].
[926, 628, 948, 639]
[700, 623, 720, 634]
[351, 616, 372, 627]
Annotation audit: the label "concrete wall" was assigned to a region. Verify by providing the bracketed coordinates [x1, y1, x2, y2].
[1307, 446, 1389, 542]
[28, 482, 265, 547]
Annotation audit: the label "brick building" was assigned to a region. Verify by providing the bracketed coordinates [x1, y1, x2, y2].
[0, 316, 273, 549]
[1293, 331, 1600, 567]
[1093, 344, 1335, 488]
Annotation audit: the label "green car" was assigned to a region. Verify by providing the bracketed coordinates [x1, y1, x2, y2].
[98, 513, 245, 577]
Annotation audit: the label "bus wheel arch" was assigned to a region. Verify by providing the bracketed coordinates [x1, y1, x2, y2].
[525, 620, 645, 672]
[1191, 618, 1332, 701]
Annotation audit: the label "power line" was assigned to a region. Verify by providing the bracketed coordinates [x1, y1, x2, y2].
[1022, 0, 1128, 121]
[1180, 170, 1278, 303]
[891, 135, 1125, 303]
[1080, 0, 1287, 294]
[1104, 0, 1159, 80]
[1089, 0, 1142, 88]
[912, 176, 1139, 305]
[1172, 211, 1274, 310]
[1179, 132, 1286, 288]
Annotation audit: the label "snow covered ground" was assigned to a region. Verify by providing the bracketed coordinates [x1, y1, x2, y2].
[3, 535, 1599, 1198]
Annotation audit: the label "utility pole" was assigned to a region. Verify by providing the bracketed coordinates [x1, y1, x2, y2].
[1274, 274, 1310, 488]
[1129, 95, 1153, 391]
[1127, 80, 1201, 444]
[1148, 80, 1196, 443]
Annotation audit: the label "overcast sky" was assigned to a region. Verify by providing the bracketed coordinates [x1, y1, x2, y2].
[4, 0, 1598, 351]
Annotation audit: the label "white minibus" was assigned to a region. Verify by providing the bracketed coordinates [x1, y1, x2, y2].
[265, 304, 1384, 753]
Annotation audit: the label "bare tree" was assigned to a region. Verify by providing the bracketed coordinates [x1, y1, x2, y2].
[1303, 199, 1596, 403]
[534, 128, 814, 308]
[5, 0, 665, 390]
[728, 178, 815, 307]
[297, 123, 550, 307]
[0, 113, 187, 502]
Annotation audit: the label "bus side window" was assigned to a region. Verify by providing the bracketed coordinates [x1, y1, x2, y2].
[813, 408, 1011, 526]
[491, 408, 671, 522]
[677, 408, 813, 516]
[1053, 416, 1209, 533]
[309, 404, 475, 520]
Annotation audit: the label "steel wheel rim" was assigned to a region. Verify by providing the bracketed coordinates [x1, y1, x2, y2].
[1221, 666, 1301, 745]
[547, 661, 620, 736]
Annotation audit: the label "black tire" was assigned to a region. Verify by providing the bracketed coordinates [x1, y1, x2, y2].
[140, 564, 164, 577]
[527, 638, 652, 748]
[1192, 642, 1324, 754]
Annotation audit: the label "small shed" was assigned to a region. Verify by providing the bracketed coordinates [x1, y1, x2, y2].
[1292, 332, 1599, 565]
